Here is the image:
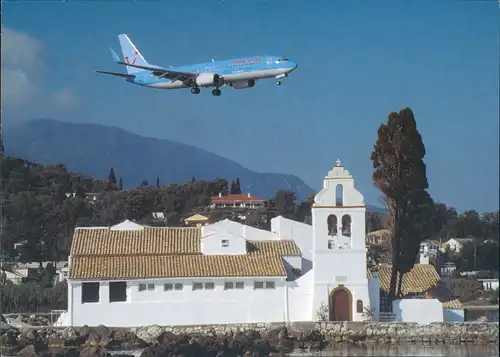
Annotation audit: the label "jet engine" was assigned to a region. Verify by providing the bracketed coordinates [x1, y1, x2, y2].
[195, 73, 224, 87]
[230, 79, 256, 89]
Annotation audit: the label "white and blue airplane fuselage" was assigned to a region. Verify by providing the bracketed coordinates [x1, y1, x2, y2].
[96, 34, 298, 96]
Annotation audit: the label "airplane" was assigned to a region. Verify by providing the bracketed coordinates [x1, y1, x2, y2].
[95, 34, 298, 96]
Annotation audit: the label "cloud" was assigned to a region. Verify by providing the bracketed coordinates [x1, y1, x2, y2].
[1, 27, 46, 75]
[52, 89, 80, 110]
[1, 27, 79, 121]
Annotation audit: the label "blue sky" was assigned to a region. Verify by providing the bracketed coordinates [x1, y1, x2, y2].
[2, 0, 499, 213]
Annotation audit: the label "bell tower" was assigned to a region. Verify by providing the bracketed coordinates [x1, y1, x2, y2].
[311, 160, 370, 321]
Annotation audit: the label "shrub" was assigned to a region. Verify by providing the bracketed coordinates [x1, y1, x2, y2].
[0, 281, 67, 313]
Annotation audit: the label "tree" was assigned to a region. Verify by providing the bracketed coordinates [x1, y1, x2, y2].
[370, 107, 432, 297]
[270, 190, 296, 219]
[230, 178, 241, 194]
[118, 177, 123, 190]
[0, 131, 4, 158]
[108, 167, 117, 184]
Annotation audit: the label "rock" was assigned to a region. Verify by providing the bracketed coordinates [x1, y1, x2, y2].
[136, 325, 165, 344]
[80, 346, 107, 357]
[0, 328, 19, 346]
[17, 344, 37, 357]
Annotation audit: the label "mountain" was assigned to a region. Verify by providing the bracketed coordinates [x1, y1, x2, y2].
[4, 119, 315, 200]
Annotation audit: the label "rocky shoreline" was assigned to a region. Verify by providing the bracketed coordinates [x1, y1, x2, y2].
[0, 318, 498, 357]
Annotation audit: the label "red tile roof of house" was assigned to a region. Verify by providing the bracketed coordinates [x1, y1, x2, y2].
[211, 194, 265, 203]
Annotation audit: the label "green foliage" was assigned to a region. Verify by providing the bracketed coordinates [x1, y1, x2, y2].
[108, 167, 117, 184]
[371, 107, 433, 297]
[230, 177, 242, 194]
[0, 281, 68, 313]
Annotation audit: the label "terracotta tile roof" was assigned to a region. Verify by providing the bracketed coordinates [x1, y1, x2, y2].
[211, 194, 265, 203]
[70, 227, 201, 256]
[69, 226, 301, 280]
[375, 264, 462, 309]
[184, 214, 209, 222]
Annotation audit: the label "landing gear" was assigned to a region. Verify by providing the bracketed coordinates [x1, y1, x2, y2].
[212, 88, 221, 96]
[276, 80, 282, 86]
[191, 87, 200, 94]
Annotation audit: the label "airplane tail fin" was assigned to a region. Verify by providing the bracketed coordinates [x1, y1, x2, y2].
[117, 34, 149, 74]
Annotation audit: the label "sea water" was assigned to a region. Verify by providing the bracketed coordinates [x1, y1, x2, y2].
[288, 344, 499, 356]
[105, 344, 499, 357]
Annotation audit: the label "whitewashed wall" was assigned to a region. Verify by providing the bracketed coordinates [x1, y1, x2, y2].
[285, 270, 314, 322]
[392, 299, 444, 324]
[69, 277, 289, 327]
[203, 220, 276, 240]
[272, 217, 313, 273]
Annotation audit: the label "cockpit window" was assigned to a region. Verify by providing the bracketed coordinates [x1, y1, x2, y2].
[277, 57, 289, 62]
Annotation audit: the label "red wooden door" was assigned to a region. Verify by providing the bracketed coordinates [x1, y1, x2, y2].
[330, 289, 351, 321]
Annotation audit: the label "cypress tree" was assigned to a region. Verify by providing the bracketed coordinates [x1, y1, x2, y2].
[371, 107, 433, 297]
[108, 167, 117, 184]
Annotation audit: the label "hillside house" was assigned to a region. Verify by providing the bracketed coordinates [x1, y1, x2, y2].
[183, 214, 209, 227]
[419, 240, 441, 268]
[478, 278, 499, 292]
[443, 238, 476, 253]
[366, 229, 389, 246]
[210, 193, 266, 209]
[60, 160, 460, 327]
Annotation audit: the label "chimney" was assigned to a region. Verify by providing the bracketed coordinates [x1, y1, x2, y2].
[219, 192, 222, 198]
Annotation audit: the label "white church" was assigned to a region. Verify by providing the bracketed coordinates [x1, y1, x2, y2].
[62, 160, 462, 327]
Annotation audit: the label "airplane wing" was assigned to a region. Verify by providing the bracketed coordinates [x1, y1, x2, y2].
[95, 70, 136, 78]
[116, 61, 198, 82]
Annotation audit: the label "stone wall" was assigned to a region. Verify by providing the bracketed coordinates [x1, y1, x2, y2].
[131, 321, 499, 345]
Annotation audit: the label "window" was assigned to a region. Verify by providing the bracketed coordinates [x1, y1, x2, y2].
[164, 283, 183, 291]
[109, 282, 127, 302]
[235, 282, 244, 289]
[254, 281, 264, 289]
[254, 281, 275, 289]
[138, 283, 155, 292]
[356, 299, 364, 313]
[193, 282, 203, 291]
[224, 282, 234, 290]
[226, 282, 244, 290]
[221, 239, 229, 247]
[81, 282, 100, 303]
[205, 282, 215, 290]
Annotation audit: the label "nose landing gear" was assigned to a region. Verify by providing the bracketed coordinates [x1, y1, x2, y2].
[212, 88, 221, 96]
